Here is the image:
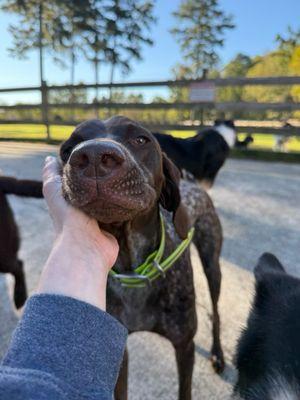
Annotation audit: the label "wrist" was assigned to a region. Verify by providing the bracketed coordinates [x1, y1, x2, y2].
[38, 231, 109, 310]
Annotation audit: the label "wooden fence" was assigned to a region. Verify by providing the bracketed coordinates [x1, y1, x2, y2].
[1, 76, 300, 141]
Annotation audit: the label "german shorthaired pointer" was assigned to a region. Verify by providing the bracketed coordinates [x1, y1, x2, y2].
[0, 116, 224, 399]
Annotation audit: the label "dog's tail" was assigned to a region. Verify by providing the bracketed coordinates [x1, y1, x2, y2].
[0, 177, 43, 198]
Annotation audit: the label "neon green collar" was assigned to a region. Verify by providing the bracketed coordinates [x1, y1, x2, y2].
[109, 213, 194, 288]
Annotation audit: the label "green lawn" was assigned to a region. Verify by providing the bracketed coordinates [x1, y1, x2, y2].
[0, 123, 300, 153]
[0, 124, 74, 141]
[169, 130, 300, 153]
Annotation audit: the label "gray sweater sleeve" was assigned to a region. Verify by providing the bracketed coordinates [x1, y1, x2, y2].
[0, 294, 127, 400]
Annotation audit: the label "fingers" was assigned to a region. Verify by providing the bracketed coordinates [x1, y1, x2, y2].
[42, 156, 62, 199]
[43, 156, 61, 185]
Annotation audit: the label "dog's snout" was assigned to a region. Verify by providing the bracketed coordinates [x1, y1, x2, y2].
[69, 141, 126, 177]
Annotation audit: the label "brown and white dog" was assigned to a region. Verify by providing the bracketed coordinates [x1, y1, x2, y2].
[0, 116, 224, 399]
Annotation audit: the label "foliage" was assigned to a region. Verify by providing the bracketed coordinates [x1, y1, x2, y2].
[218, 53, 253, 103]
[171, 0, 234, 77]
[1, 0, 92, 84]
[1, 0, 156, 89]
[276, 25, 300, 59]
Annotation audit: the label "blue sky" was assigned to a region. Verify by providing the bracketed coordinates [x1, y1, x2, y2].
[1, 0, 300, 102]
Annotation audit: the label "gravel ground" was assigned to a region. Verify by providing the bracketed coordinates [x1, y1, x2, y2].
[0, 141, 299, 399]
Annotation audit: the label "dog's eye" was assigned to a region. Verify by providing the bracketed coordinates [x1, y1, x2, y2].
[133, 136, 149, 146]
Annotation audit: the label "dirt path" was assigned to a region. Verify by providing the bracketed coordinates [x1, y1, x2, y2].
[0, 142, 299, 399]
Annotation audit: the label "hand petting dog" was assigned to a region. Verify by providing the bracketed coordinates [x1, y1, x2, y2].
[38, 156, 119, 311]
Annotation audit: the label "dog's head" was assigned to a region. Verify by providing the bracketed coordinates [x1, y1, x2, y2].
[214, 119, 235, 130]
[213, 119, 236, 148]
[60, 116, 189, 239]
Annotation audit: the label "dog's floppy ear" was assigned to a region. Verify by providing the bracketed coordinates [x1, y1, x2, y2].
[254, 252, 285, 281]
[159, 153, 190, 239]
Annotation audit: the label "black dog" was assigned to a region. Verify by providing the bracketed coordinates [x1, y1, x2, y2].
[235, 135, 254, 149]
[154, 120, 236, 188]
[0, 116, 225, 399]
[0, 177, 42, 308]
[234, 253, 300, 399]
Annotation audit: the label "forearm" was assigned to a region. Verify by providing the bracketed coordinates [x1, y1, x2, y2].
[1, 294, 127, 400]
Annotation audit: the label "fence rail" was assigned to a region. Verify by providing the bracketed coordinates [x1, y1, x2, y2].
[1, 75, 300, 93]
[0, 119, 298, 136]
[2, 101, 300, 112]
[1, 76, 300, 140]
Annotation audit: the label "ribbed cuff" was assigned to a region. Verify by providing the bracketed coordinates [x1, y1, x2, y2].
[2, 294, 127, 395]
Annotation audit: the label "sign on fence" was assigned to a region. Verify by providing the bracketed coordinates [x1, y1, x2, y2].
[189, 81, 216, 103]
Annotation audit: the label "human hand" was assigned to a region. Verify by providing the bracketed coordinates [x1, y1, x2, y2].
[42, 156, 118, 269]
[38, 156, 119, 310]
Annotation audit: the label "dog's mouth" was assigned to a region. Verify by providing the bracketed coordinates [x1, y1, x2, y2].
[62, 164, 156, 224]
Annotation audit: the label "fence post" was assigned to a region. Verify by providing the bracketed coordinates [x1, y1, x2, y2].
[41, 80, 50, 142]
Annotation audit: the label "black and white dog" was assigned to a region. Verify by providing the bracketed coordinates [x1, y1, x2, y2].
[235, 135, 254, 149]
[154, 120, 236, 189]
[234, 253, 300, 400]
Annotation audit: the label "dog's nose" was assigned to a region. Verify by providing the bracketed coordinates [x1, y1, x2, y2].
[69, 141, 126, 177]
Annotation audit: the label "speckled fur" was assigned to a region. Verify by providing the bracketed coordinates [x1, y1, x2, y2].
[2, 117, 223, 400]
[58, 117, 225, 400]
[106, 178, 224, 400]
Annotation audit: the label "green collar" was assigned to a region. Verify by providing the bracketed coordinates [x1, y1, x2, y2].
[109, 213, 194, 288]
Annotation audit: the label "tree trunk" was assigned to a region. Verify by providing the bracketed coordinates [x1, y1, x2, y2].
[94, 55, 99, 118]
[38, 1, 50, 141]
[109, 62, 115, 102]
[70, 48, 75, 121]
[38, 1, 44, 84]
[71, 49, 75, 85]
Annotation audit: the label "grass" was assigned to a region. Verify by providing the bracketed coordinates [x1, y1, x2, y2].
[169, 130, 300, 153]
[0, 123, 300, 153]
[0, 124, 74, 142]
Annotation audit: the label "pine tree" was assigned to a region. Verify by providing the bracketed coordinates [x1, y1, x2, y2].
[105, 0, 155, 99]
[1, 0, 90, 85]
[82, 0, 155, 101]
[171, 0, 234, 78]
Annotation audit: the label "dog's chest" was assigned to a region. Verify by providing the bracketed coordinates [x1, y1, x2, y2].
[107, 261, 194, 334]
[107, 280, 159, 331]
[106, 210, 196, 334]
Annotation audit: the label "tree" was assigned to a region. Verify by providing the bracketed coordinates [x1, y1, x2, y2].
[275, 26, 300, 108]
[171, 0, 234, 78]
[276, 26, 300, 59]
[2, 0, 48, 83]
[218, 53, 253, 102]
[104, 0, 155, 99]
[51, 0, 93, 86]
[79, 0, 155, 103]
[1, 0, 91, 85]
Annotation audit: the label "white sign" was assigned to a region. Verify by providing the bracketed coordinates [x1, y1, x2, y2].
[189, 82, 215, 103]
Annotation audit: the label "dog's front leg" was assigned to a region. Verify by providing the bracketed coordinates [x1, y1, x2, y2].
[114, 347, 128, 400]
[175, 339, 195, 400]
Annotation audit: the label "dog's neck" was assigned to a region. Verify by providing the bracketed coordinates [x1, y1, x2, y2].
[100, 206, 161, 273]
[215, 124, 236, 148]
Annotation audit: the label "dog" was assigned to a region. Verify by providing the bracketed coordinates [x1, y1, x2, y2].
[154, 119, 236, 189]
[234, 253, 300, 399]
[0, 116, 224, 399]
[0, 177, 42, 308]
[234, 135, 254, 149]
[273, 122, 292, 152]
